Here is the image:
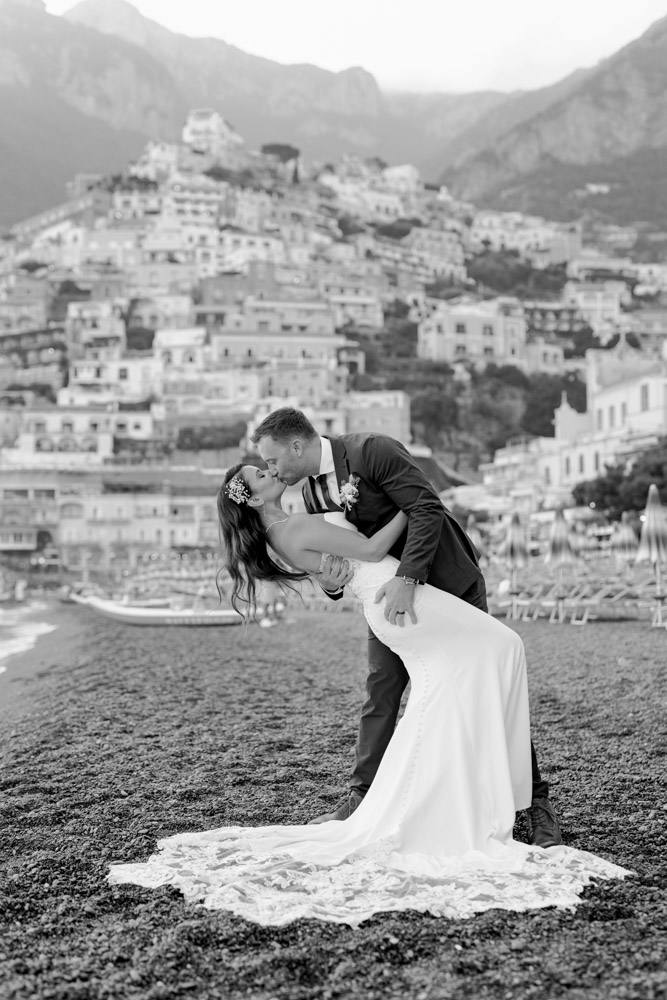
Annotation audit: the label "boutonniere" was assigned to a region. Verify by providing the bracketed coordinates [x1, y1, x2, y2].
[339, 474, 360, 511]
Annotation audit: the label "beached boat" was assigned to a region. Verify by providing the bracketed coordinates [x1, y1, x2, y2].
[71, 594, 243, 626]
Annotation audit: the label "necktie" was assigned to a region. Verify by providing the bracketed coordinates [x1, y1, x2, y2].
[317, 473, 342, 512]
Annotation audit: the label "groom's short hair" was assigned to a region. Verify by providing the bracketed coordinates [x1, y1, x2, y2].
[251, 407, 317, 445]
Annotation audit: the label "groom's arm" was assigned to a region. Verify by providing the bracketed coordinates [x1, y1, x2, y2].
[361, 435, 444, 583]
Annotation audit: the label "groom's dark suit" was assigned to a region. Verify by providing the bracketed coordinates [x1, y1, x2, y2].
[302, 432, 481, 596]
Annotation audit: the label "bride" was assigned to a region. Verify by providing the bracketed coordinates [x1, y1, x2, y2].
[108, 464, 628, 926]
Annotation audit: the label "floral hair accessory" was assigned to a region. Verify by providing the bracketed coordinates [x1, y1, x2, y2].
[226, 476, 250, 505]
[339, 473, 360, 511]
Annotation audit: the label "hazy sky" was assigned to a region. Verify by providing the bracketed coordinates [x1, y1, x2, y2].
[46, 0, 667, 92]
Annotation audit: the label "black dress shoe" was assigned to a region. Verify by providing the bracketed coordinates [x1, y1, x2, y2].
[308, 789, 365, 825]
[527, 796, 563, 848]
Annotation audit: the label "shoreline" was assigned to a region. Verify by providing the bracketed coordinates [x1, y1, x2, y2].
[0, 598, 88, 719]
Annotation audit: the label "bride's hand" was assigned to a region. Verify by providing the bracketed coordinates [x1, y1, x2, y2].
[316, 555, 353, 593]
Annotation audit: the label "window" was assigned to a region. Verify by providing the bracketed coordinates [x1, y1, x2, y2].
[621, 402, 627, 422]
[608, 406, 615, 428]
[578, 455, 584, 473]
[482, 324, 494, 337]
[596, 409, 603, 430]
[258, 321, 269, 332]
[119, 368, 128, 380]
[640, 384, 649, 411]
[61, 422, 74, 434]
[34, 489, 55, 500]
[455, 344, 466, 355]
[565, 457, 571, 476]
[455, 323, 466, 334]
[483, 347, 494, 356]
[594, 452, 600, 471]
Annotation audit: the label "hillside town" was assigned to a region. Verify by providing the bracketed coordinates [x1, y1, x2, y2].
[1, 107, 667, 576]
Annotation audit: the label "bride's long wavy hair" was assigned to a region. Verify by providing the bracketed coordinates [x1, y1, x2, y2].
[217, 463, 309, 615]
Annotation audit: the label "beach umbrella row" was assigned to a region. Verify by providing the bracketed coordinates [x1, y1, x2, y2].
[610, 512, 638, 566]
[491, 483, 667, 626]
[635, 484, 667, 626]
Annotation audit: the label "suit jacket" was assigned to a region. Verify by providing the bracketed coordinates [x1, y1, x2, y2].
[302, 432, 481, 598]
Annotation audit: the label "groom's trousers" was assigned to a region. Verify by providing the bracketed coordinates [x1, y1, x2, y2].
[350, 576, 549, 802]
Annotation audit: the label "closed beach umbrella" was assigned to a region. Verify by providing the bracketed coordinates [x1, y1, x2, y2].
[498, 511, 528, 591]
[611, 512, 638, 565]
[635, 484, 667, 608]
[466, 514, 487, 560]
[544, 507, 578, 569]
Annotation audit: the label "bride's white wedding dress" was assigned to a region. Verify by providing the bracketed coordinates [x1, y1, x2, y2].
[109, 514, 628, 925]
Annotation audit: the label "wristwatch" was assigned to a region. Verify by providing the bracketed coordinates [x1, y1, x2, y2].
[401, 576, 420, 586]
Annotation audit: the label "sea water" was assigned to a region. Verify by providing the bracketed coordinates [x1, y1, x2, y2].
[0, 602, 56, 674]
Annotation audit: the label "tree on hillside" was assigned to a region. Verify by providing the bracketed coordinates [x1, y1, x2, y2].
[467, 250, 568, 297]
[261, 143, 300, 163]
[125, 327, 155, 352]
[562, 325, 601, 358]
[411, 390, 460, 449]
[572, 438, 667, 520]
[520, 372, 586, 438]
[176, 421, 247, 452]
[337, 213, 366, 237]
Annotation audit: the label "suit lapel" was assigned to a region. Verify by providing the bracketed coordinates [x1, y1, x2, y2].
[302, 477, 319, 514]
[328, 436, 358, 524]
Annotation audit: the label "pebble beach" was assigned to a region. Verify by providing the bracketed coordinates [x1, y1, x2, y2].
[1, 603, 666, 999]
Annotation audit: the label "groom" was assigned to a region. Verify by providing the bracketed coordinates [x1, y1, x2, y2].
[252, 407, 562, 848]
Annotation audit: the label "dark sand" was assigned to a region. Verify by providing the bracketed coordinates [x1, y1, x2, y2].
[1, 606, 666, 999]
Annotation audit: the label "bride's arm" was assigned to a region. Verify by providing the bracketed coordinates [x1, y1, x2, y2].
[283, 510, 408, 568]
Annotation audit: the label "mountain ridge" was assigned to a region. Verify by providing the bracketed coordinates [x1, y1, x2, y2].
[442, 13, 667, 224]
[2, 0, 666, 227]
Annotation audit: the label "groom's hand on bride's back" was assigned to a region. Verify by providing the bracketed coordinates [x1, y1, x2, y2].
[318, 555, 353, 593]
[375, 578, 418, 626]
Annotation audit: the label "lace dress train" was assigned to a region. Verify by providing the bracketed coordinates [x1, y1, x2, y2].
[109, 530, 629, 925]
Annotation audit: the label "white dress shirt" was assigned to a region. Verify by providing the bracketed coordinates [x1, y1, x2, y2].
[317, 436, 341, 507]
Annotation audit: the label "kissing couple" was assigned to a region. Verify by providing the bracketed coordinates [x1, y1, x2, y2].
[110, 407, 628, 926]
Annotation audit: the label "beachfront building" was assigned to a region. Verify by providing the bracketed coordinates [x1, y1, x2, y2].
[0, 464, 225, 566]
[181, 109, 246, 168]
[343, 390, 411, 443]
[562, 281, 627, 340]
[153, 328, 208, 370]
[417, 298, 529, 369]
[479, 339, 667, 509]
[160, 172, 230, 226]
[0, 325, 67, 392]
[162, 369, 262, 419]
[65, 301, 127, 360]
[66, 354, 163, 403]
[0, 274, 50, 332]
[469, 211, 582, 266]
[1, 404, 115, 467]
[128, 141, 180, 183]
[127, 294, 194, 331]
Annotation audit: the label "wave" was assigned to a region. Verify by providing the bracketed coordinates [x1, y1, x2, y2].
[0, 603, 57, 673]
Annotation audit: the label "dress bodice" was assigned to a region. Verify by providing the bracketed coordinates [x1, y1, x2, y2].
[320, 512, 399, 602]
